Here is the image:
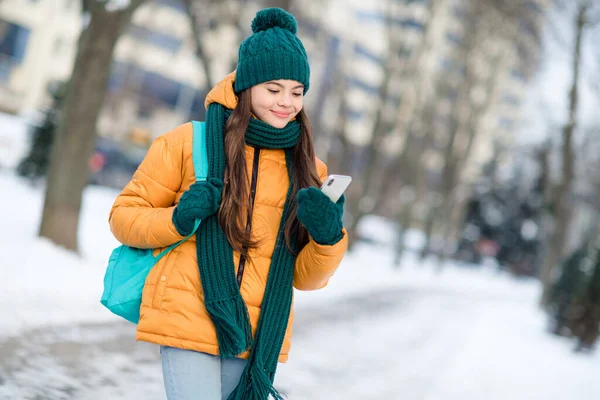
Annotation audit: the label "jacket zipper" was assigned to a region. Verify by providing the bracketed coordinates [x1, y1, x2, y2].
[237, 147, 260, 287]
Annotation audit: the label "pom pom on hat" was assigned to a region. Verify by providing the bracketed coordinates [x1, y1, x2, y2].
[251, 8, 298, 34]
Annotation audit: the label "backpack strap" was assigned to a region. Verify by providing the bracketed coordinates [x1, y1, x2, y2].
[155, 121, 207, 262]
[191, 121, 208, 182]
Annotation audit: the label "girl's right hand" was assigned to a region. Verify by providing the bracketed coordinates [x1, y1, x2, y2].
[172, 178, 224, 236]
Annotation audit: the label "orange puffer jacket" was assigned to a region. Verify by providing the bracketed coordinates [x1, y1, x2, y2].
[109, 72, 348, 362]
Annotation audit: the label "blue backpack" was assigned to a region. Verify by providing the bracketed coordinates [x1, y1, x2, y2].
[100, 121, 207, 324]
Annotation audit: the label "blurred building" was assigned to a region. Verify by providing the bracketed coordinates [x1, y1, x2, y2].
[301, 0, 548, 183]
[447, 0, 549, 181]
[0, 0, 548, 152]
[0, 0, 207, 141]
[0, 0, 80, 114]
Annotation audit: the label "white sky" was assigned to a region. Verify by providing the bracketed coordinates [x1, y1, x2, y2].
[518, 6, 600, 146]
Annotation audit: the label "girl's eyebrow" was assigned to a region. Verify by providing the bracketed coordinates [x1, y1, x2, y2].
[265, 81, 304, 90]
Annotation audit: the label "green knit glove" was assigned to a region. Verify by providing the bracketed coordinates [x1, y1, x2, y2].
[172, 178, 223, 236]
[296, 187, 345, 245]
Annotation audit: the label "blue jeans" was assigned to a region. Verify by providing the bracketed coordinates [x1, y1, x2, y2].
[160, 346, 247, 400]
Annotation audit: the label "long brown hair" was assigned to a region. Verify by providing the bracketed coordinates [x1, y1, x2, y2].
[218, 89, 322, 254]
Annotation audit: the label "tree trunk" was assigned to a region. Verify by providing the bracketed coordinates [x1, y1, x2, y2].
[419, 201, 440, 261]
[540, 2, 586, 306]
[39, 3, 143, 252]
[393, 200, 414, 266]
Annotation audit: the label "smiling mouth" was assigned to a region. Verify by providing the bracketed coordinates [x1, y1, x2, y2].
[271, 110, 290, 118]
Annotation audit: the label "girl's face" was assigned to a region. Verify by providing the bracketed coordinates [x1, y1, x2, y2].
[250, 80, 304, 129]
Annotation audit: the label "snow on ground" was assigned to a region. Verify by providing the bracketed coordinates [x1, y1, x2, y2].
[1, 170, 599, 399]
[1, 171, 121, 338]
[0, 113, 30, 171]
[278, 263, 600, 400]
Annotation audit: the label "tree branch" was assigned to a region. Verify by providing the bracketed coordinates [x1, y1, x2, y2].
[183, 0, 214, 88]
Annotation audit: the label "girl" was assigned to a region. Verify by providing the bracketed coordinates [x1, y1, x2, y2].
[109, 8, 348, 400]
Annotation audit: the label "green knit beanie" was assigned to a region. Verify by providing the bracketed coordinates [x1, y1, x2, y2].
[234, 8, 310, 94]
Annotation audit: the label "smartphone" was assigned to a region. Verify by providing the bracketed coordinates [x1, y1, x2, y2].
[320, 174, 352, 203]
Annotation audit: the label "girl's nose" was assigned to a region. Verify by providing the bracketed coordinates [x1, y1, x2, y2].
[278, 94, 292, 107]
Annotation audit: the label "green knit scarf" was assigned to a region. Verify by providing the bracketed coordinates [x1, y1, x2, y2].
[197, 103, 300, 400]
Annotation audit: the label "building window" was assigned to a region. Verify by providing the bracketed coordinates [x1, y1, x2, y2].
[346, 108, 363, 121]
[0, 20, 31, 62]
[154, 0, 186, 13]
[128, 24, 182, 54]
[519, 20, 540, 41]
[355, 11, 425, 31]
[108, 62, 205, 120]
[353, 44, 384, 64]
[452, 5, 467, 19]
[0, 20, 31, 81]
[346, 76, 379, 95]
[525, 1, 543, 14]
[399, 18, 425, 31]
[445, 32, 462, 45]
[502, 94, 520, 106]
[511, 69, 525, 82]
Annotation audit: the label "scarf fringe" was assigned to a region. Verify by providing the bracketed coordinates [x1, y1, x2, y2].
[227, 365, 284, 400]
[205, 294, 252, 357]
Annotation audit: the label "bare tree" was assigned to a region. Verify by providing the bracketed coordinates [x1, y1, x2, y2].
[183, 0, 217, 89]
[340, 0, 430, 247]
[39, 0, 146, 252]
[371, 0, 443, 204]
[378, 0, 446, 262]
[539, 0, 599, 306]
[416, 0, 542, 263]
[329, 0, 538, 253]
[184, 0, 250, 90]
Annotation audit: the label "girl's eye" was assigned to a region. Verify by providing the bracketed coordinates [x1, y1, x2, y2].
[268, 89, 279, 94]
[292, 93, 302, 97]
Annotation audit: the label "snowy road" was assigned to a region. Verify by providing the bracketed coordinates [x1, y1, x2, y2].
[0, 282, 597, 400]
[0, 287, 483, 400]
[0, 287, 437, 399]
[276, 287, 481, 400]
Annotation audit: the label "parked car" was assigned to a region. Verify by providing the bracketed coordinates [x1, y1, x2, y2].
[89, 136, 146, 189]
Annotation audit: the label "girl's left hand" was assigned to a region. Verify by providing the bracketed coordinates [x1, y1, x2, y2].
[296, 187, 345, 245]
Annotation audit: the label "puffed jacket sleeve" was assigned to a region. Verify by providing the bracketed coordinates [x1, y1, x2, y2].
[293, 159, 348, 290]
[108, 125, 189, 249]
